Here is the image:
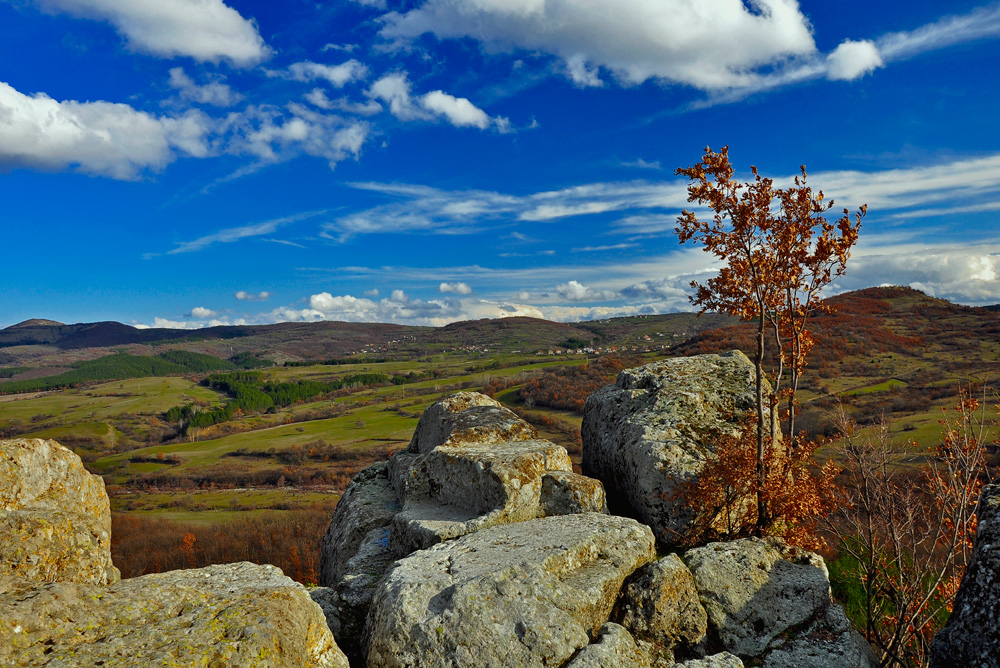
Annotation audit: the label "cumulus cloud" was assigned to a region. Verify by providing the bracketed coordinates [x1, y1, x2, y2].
[285, 60, 369, 87]
[235, 290, 270, 301]
[556, 280, 618, 302]
[380, 0, 816, 91]
[305, 89, 383, 115]
[826, 40, 883, 81]
[224, 103, 369, 168]
[168, 67, 243, 107]
[366, 73, 507, 129]
[439, 281, 472, 294]
[0, 81, 213, 179]
[189, 306, 217, 318]
[836, 242, 1000, 305]
[37, 0, 271, 66]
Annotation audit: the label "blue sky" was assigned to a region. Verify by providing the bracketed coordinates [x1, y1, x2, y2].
[1, 0, 999, 329]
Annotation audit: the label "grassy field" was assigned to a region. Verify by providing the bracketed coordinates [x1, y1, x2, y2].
[0, 376, 223, 427]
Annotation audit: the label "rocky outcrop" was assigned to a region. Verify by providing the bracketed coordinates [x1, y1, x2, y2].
[0, 562, 348, 667]
[685, 538, 875, 668]
[615, 553, 708, 656]
[1, 438, 351, 667]
[581, 352, 769, 547]
[365, 513, 656, 668]
[0, 438, 119, 585]
[930, 483, 1000, 668]
[318, 392, 612, 663]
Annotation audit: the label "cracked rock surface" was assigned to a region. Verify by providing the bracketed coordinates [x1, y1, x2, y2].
[366, 513, 656, 668]
[0, 438, 119, 585]
[0, 562, 348, 668]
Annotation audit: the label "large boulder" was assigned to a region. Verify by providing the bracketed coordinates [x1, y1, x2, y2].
[684, 538, 874, 667]
[0, 562, 348, 667]
[318, 393, 610, 663]
[581, 351, 767, 547]
[0, 438, 119, 585]
[614, 553, 708, 656]
[930, 483, 1000, 667]
[365, 513, 656, 668]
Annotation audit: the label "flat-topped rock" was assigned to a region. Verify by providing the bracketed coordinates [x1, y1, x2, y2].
[388, 437, 574, 552]
[0, 438, 119, 585]
[0, 562, 348, 668]
[366, 513, 657, 668]
[406, 391, 537, 454]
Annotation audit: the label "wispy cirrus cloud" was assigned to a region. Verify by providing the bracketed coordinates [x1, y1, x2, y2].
[162, 210, 326, 255]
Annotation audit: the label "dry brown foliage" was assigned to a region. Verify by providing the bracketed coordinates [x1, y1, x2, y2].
[675, 145, 864, 535]
[675, 419, 841, 551]
[111, 504, 336, 585]
[828, 389, 993, 668]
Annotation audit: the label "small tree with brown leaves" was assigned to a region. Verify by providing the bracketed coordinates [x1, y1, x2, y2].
[675, 145, 864, 537]
[829, 390, 993, 668]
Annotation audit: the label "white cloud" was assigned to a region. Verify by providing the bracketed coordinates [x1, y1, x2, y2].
[380, 0, 816, 91]
[148, 315, 245, 329]
[0, 81, 212, 179]
[323, 179, 689, 240]
[620, 158, 661, 170]
[38, 0, 271, 66]
[826, 40, 883, 81]
[235, 290, 271, 301]
[390, 289, 409, 303]
[837, 242, 1000, 305]
[224, 104, 369, 168]
[305, 89, 383, 115]
[364, 288, 380, 297]
[286, 60, 369, 87]
[421, 90, 491, 129]
[876, 4, 1000, 62]
[168, 67, 243, 107]
[556, 280, 618, 302]
[439, 281, 472, 294]
[166, 210, 325, 254]
[366, 72, 506, 129]
[189, 306, 217, 318]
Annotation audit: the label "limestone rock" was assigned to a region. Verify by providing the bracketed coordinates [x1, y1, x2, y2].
[0, 438, 118, 585]
[540, 471, 608, 516]
[365, 513, 656, 668]
[0, 562, 348, 667]
[406, 391, 537, 454]
[614, 553, 707, 652]
[565, 623, 671, 668]
[685, 538, 874, 667]
[676, 653, 744, 668]
[581, 352, 768, 546]
[930, 483, 1000, 668]
[388, 437, 573, 553]
[319, 462, 399, 586]
[763, 605, 876, 668]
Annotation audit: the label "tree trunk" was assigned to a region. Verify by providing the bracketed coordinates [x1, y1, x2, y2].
[755, 315, 767, 534]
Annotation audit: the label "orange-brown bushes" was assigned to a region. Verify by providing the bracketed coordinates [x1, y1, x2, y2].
[111, 503, 337, 585]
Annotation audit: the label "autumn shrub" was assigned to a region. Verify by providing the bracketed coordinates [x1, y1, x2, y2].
[111, 504, 336, 585]
[672, 418, 841, 550]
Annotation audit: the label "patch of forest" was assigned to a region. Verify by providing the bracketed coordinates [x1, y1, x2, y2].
[0, 351, 270, 394]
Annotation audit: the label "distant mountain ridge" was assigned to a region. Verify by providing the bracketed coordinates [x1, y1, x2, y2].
[4, 319, 66, 329]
